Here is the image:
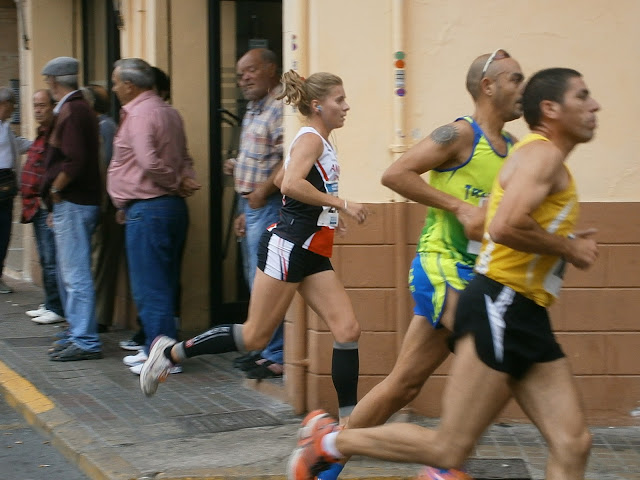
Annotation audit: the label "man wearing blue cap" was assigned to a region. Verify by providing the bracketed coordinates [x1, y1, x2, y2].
[41, 56, 103, 361]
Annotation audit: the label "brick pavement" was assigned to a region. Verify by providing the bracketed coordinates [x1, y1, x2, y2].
[0, 277, 639, 480]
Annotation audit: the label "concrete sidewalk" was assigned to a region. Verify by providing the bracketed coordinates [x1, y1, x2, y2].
[0, 277, 638, 480]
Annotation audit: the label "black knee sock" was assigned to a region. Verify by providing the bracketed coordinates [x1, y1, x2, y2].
[332, 342, 359, 418]
[173, 324, 244, 362]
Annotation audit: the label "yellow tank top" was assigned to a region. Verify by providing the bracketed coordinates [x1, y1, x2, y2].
[475, 133, 579, 307]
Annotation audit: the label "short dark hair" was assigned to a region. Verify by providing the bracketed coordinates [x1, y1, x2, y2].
[87, 84, 110, 114]
[33, 88, 55, 105]
[152, 66, 171, 101]
[523, 68, 582, 129]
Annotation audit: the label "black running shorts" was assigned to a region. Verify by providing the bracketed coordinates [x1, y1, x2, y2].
[451, 274, 565, 379]
[257, 230, 333, 283]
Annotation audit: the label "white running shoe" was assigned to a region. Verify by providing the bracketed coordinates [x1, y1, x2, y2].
[26, 304, 47, 318]
[139, 335, 177, 396]
[31, 311, 65, 324]
[119, 339, 143, 351]
[130, 362, 182, 375]
[123, 350, 148, 367]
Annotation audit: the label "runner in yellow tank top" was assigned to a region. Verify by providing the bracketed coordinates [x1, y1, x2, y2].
[291, 68, 601, 480]
[476, 133, 579, 306]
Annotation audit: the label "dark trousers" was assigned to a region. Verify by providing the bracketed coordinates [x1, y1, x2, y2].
[93, 201, 125, 327]
[0, 198, 13, 278]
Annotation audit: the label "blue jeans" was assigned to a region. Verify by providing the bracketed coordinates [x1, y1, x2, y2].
[0, 198, 13, 278]
[239, 194, 284, 364]
[125, 196, 187, 355]
[32, 208, 63, 316]
[53, 201, 100, 351]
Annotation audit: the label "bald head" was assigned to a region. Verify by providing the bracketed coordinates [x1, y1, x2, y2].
[466, 49, 512, 100]
[236, 48, 280, 101]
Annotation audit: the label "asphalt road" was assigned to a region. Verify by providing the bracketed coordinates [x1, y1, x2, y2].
[0, 393, 88, 480]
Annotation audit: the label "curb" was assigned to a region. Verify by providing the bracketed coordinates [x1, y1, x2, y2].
[0, 359, 142, 480]
[0, 360, 411, 480]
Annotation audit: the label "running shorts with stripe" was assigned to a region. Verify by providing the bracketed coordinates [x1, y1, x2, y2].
[451, 274, 565, 379]
[409, 252, 474, 327]
[257, 230, 333, 283]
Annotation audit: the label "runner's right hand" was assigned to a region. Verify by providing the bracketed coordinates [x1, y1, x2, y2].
[341, 200, 368, 224]
[456, 202, 487, 241]
[565, 229, 598, 270]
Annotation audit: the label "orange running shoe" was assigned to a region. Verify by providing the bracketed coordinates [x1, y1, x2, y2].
[288, 409, 341, 480]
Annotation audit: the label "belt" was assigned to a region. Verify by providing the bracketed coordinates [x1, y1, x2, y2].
[127, 194, 172, 207]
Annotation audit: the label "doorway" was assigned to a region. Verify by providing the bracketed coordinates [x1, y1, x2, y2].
[209, 0, 282, 324]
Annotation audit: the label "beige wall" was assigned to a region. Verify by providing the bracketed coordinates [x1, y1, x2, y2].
[0, 5, 18, 89]
[169, 0, 210, 331]
[285, 0, 640, 203]
[119, 0, 170, 69]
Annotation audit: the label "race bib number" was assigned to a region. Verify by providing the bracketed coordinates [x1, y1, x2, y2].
[318, 181, 339, 227]
[317, 208, 339, 227]
[543, 258, 567, 297]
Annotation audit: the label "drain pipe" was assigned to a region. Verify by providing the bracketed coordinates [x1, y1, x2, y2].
[389, 0, 410, 349]
[283, 0, 309, 415]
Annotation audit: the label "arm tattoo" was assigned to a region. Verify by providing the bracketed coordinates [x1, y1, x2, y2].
[430, 125, 459, 145]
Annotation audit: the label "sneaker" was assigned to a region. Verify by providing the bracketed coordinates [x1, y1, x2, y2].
[129, 362, 182, 375]
[123, 350, 148, 367]
[31, 311, 65, 325]
[119, 339, 144, 351]
[139, 335, 177, 397]
[26, 304, 47, 317]
[288, 410, 340, 480]
[0, 279, 12, 294]
[49, 343, 103, 362]
[416, 466, 474, 480]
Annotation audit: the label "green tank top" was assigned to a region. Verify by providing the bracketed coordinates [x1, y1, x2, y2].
[416, 116, 514, 266]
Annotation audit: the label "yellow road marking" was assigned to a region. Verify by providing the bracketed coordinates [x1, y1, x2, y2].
[0, 360, 54, 414]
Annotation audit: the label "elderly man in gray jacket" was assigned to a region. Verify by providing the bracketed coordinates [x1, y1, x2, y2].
[0, 86, 31, 293]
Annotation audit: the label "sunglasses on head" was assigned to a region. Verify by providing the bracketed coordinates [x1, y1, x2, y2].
[481, 48, 511, 78]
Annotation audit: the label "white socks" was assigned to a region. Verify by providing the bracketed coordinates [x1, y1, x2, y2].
[321, 431, 343, 459]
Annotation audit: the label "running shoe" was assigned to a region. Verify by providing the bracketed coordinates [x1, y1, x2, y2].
[129, 362, 182, 375]
[139, 335, 177, 397]
[288, 409, 341, 480]
[119, 339, 144, 351]
[416, 466, 474, 480]
[123, 350, 148, 367]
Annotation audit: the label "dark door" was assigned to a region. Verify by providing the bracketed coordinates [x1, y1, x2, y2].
[209, 0, 282, 325]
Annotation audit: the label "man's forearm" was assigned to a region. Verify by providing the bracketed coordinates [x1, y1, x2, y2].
[489, 216, 571, 258]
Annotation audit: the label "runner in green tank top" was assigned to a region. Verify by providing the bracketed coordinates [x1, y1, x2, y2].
[305, 49, 525, 480]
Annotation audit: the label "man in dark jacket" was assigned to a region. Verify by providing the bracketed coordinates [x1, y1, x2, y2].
[42, 56, 103, 361]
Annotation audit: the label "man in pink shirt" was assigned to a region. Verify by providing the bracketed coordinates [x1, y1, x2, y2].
[108, 58, 200, 372]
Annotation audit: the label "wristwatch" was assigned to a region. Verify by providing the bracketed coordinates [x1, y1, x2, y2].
[50, 186, 61, 194]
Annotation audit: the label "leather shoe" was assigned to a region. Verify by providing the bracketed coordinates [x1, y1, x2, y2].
[49, 343, 103, 362]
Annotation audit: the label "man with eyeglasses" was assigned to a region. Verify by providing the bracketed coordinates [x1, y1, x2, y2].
[289, 49, 525, 480]
[289, 67, 601, 480]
